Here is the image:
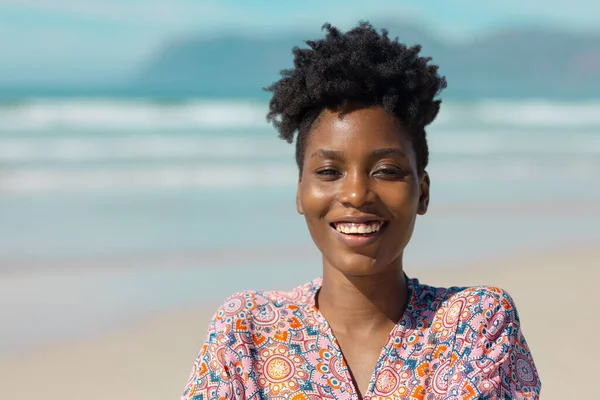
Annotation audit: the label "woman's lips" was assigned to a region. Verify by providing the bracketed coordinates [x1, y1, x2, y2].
[329, 221, 388, 247]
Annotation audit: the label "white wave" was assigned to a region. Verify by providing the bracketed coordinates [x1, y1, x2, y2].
[428, 130, 600, 155]
[0, 164, 298, 193]
[1, 161, 598, 193]
[436, 100, 600, 128]
[1, 99, 600, 133]
[0, 99, 269, 131]
[0, 136, 292, 162]
[0, 130, 598, 163]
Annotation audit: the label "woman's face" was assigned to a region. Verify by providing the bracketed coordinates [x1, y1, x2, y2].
[297, 106, 429, 276]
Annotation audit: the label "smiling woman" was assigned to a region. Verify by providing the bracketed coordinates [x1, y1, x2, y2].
[297, 107, 426, 280]
[181, 22, 541, 399]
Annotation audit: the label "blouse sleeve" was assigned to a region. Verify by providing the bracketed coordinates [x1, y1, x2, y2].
[181, 314, 236, 400]
[444, 288, 541, 399]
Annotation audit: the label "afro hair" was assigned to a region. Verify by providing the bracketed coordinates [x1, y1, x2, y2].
[264, 21, 447, 174]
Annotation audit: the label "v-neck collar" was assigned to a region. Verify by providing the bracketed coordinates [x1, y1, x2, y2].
[302, 275, 419, 399]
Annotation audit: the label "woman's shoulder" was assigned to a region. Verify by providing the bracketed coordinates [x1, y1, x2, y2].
[208, 279, 319, 333]
[412, 279, 521, 326]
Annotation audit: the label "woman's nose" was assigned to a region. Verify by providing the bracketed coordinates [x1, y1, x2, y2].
[337, 170, 374, 208]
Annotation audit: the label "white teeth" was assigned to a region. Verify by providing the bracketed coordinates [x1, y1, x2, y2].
[334, 222, 383, 234]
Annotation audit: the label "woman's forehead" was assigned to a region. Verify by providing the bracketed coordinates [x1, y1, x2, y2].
[306, 107, 410, 150]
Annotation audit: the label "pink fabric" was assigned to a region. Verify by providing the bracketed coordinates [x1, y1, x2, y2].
[182, 277, 540, 399]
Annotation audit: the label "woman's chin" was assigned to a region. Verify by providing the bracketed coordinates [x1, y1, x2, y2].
[327, 253, 389, 277]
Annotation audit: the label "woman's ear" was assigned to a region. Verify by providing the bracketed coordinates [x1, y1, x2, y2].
[418, 172, 430, 215]
[296, 178, 304, 215]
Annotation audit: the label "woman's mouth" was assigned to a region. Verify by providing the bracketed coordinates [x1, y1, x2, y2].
[329, 221, 387, 247]
[331, 221, 385, 235]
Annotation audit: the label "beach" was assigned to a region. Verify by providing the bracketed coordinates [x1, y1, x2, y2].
[1, 3, 600, 397]
[1, 98, 599, 399]
[1, 242, 597, 400]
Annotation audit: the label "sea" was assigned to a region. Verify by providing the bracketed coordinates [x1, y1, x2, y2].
[1, 93, 599, 356]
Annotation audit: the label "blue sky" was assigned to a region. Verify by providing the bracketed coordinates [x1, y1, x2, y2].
[0, 0, 597, 85]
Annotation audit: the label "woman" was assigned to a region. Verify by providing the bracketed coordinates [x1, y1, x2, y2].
[182, 22, 540, 399]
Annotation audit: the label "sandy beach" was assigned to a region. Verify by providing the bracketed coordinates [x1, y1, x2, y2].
[1, 244, 597, 400]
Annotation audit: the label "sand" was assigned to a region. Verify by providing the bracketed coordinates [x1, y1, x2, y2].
[1, 245, 597, 400]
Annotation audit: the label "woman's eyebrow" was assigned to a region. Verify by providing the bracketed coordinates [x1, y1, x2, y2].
[310, 149, 344, 160]
[371, 148, 407, 158]
[310, 148, 407, 160]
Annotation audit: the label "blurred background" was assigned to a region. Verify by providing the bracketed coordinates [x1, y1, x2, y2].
[0, 1, 599, 399]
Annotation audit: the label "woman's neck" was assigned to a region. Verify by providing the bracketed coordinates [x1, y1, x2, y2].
[316, 259, 408, 335]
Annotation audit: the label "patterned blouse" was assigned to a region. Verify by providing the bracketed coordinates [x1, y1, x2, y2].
[182, 277, 541, 399]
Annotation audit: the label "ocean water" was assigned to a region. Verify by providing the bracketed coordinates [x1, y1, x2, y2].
[1, 97, 599, 355]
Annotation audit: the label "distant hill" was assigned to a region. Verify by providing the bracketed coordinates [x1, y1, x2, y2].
[135, 23, 600, 100]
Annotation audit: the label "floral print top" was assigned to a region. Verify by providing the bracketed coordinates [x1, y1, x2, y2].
[182, 277, 541, 399]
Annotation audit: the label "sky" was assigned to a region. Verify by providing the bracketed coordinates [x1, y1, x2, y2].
[0, 0, 597, 85]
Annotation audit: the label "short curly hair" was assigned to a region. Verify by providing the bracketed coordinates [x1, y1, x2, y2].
[264, 21, 447, 174]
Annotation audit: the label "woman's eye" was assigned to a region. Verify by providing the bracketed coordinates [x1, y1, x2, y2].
[315, 168, 341, 177]
[374, 167, 404, 177]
